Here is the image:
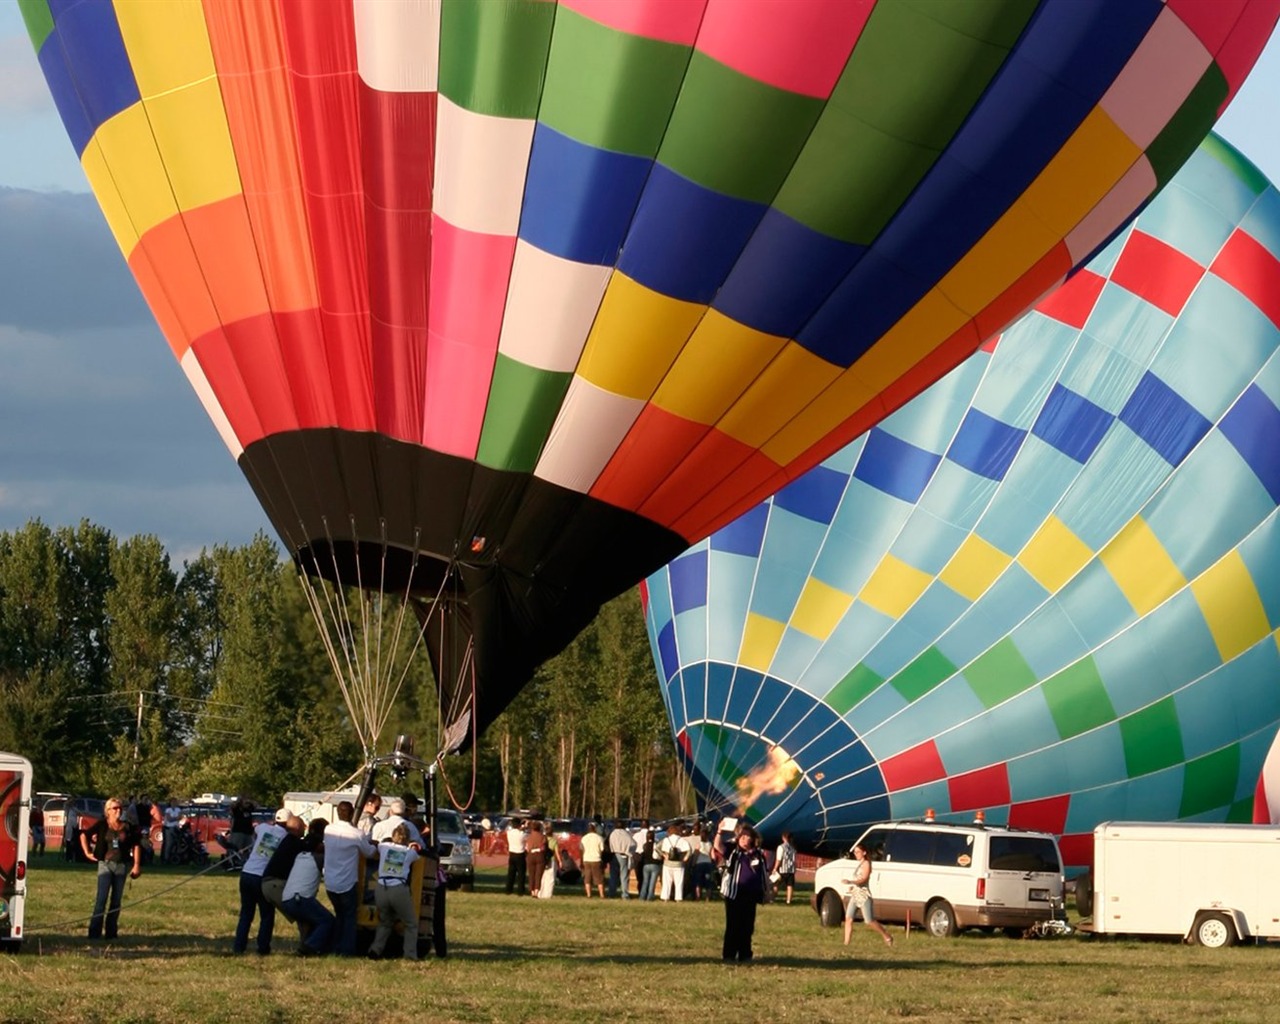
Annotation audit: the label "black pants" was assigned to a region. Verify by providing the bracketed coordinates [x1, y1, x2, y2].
[432, 879, 447, 958]
[505, 853, 527, 894]
[722, 896, 758, 961]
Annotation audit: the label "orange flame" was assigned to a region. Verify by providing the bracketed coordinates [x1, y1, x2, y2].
[734, 745, 800, 815]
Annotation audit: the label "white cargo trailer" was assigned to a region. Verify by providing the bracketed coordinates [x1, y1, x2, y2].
[1086, 821, 1280, 947]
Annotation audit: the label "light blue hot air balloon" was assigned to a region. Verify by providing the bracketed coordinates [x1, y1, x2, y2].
[643, 135, 1280, 865]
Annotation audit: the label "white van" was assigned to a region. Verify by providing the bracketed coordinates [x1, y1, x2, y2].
[0, 753, 32, 950]
[812, 819, 1064, 937]
[1081, 821, 1280, 947]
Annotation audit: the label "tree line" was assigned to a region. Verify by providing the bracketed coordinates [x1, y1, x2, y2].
[0, 520, 693, 819]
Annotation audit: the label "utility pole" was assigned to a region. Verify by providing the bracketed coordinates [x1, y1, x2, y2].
[134, 689, 145, 767]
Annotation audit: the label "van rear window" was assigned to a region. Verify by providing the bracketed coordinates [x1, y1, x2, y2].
[989, 836, 1060, 873]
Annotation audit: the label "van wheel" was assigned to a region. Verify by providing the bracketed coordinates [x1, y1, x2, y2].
[1192, 912, 1236, 949]
[818, 890, 845, 928]
[925, 900, 958, 938]
[1074, 870, 1093, 918]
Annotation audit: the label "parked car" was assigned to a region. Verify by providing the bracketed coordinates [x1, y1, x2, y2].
[42, 796, 106, 854]
[812, 818, 1064, 937]
[433, 808, 474, 891]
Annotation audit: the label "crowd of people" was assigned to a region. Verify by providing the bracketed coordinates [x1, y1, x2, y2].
[236, 792, 447, 962]
[63, 795, 891, 967]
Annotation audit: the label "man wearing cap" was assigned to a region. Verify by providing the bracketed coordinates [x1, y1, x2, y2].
[233, 807, 289, 955]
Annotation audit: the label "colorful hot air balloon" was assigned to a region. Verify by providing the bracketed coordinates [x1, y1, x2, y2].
[23, 0, 1278, 751]
[644, 135, 1280, 865]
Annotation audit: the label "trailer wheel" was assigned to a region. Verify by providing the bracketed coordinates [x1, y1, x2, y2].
[1192, 912, 1236, 949]
[818, 890, 845, 928]
[925, 899, 958, 938]
[1074, 870, 1093, 918]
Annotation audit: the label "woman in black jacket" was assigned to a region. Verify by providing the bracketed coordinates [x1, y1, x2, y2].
[720, 824, 768, 962]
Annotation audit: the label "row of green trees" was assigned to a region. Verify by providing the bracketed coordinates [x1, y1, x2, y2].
[0, 520, 693, 819]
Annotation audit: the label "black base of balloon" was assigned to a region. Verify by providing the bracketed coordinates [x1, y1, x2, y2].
[238, 429, 689, 743]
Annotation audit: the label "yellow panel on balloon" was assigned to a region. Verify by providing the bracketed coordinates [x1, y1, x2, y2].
[720, 341, 841, 450]
[857, 555, 931, 620]
[1099, 518, 1187, 617]
[1191, 550, 1271, 662]
[116, 0, 217, 96]
[738, 612, 785, 673]
[940, 534, 1012, 602]
[653, 311, 787, 426]
[144, 78, 242, 215]
[763, 288, 968, 466]
[1018, 516, 1092, 593]
[1019, 108, 1140, 238]
[83, 105, 178, 257]
[578, 275, 703, 400]
[790, 578, 854, 642]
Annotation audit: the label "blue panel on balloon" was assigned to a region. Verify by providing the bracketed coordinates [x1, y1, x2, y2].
[670, 608, 708, 672]
[1221, 384, 1280, 504]
[768, 628, 821, 690]
[947, 409, 1027, 481]
[1060, 723, 1128, 792]
[1156, 279, 1278, 420]
[1055, 561, 1136, 650]
[711, 502, 769, 557]
[918, 460, 997, 532]
[1122, 765, 1185, 820]
[773, 464, 847, 525]
[1239, 514, 1280, 627]
[715, 208, 864, 339]
[656, 620, 679, 683]
[1097, 591, 1219, 718]
[46, 0, 138, 156]
[797, 251, 928, 367]
[853, 429, 941, 504]
[618, 164, 765, 305]
[1032, 383, 1114, 464]
[1119, 371, 1212, 467]
[758, 686, 815, 742]
[521, 125, 650, 265]
[1011, 601, 1090, 680]
[668, 548, 707, 616]
[1240, 187, 1280, 255]
[1144, 433, 1274, 579]
[889, 512, 969, 576]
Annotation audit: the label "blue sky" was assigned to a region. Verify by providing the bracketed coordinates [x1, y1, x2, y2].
[0, 5, 1277, 562]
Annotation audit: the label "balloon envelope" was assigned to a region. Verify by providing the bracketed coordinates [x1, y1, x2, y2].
[644, 135, 1280, 863]
[24, 0, 1278, 738]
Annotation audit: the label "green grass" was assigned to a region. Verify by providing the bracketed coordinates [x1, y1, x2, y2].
[4, 857, 1277, 1023]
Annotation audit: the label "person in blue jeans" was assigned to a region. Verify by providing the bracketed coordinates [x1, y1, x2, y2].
[80, 798, 142, 940]
[282, 820, 334, 957]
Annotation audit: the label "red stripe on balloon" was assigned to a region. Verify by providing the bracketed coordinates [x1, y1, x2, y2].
[1008, 793, 1070, 835]
[878, 740, 946, 792]
[1211, 228, 1280, 330]
[591, 405, 711, 512]
[1111, 230, 1204, 317]
[1034, 269, 1106, 329]
[947, 762, 1010, 813]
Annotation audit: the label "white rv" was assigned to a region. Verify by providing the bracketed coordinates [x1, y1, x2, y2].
[1083, 821, 1280, 947]
[0, 753, 32, 950]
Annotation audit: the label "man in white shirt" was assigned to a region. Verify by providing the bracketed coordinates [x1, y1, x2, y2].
[233, 808, 288, 955]
[371, 797, 422, 845]
[282, 821, 334, 957]
[504, 818, 528, 895]
[322, 800, 377, 956]
[580, 823, 606, 899]
[660, 825, 691, 902]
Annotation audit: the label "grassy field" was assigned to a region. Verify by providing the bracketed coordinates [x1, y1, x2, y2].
[2, 856, 1275, 1024]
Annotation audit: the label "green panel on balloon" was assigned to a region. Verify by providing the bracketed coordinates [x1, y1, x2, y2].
[827, 663, 883, 716]
[1227, 796, 1255, 823]
[438, 0, 555, 118]
[1041, 657, 1116, 741]
[776, 0, 1034, 242]
[1120, 697, 1185, 778]
[1200, 133, 1271, 197]
[891, 646, 958, 704]
[16, 0, 53, 49]
[476, 357, 571, 472]
[657, 53, 823, 203]
[539, 7, 689, 157]
[965, 638, 1038, 709]
[1179, 744, 1240, 818]
[1146, 64, 1230, 191]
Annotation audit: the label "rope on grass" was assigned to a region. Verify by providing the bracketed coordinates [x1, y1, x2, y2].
[27, 857, 234, 938]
